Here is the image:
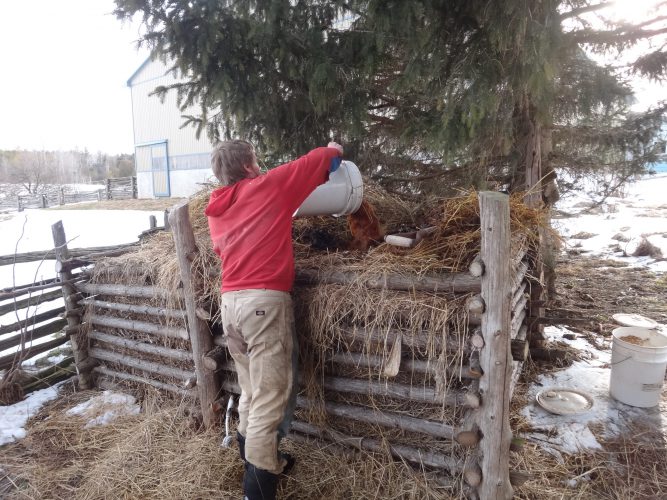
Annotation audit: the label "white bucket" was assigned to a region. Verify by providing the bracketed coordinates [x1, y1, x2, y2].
[609, 327, 667, 407]
[294, 160, 363, 217]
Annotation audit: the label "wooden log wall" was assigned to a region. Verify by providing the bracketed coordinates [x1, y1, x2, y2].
[68, 191, 536, 500]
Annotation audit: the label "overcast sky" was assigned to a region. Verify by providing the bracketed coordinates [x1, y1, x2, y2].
[0, 0, 149, 155]
[0, 1, 663, 156]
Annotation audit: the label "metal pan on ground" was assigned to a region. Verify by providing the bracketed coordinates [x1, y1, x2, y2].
[536, 387, 594, 415]
[612, 313, 658, 329]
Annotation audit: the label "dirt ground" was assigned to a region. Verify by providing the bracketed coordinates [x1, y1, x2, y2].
[547, 253, 667, 337]
[1, 253, 665, 499]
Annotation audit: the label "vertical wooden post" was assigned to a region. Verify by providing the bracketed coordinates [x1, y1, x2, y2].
[149, 215, 157, 229]
[131, 176, 138, 198]
[41, 194, 48, 208]
[59, 187, 65, 205]
[477, 192, 513, 500]
[17, 196, 22, 212]
[106, 179, 112, 200]
[163, 209, 171, 231]
[169, 201, 219, 427]
[52, 221, 93, 389]
[97, 189, 103, 202]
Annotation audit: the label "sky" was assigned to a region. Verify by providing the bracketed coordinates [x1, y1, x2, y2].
[0, 0, 663, 155]
[0, 0, 149, 155]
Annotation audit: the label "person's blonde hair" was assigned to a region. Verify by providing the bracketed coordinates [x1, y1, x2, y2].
[211, 140, 255, 186]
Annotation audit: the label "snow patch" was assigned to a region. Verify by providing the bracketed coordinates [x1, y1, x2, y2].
[0, 383, 63, 446]
[522, 326, 667, 459]
[66, 390, 140, 428]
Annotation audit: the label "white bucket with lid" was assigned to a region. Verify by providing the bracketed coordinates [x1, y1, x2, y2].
[609, 326, 667, 407]
[294, 160, 363, 217]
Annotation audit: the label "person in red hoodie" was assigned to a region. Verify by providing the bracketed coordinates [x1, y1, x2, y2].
[205, 140, 343, 500]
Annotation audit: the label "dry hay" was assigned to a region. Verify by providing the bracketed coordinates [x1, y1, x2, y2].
[511, 428, 667, 499]
[1, 388, 457, 500]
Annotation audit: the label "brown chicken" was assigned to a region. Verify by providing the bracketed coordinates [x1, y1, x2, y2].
[347, 200, 385, 251]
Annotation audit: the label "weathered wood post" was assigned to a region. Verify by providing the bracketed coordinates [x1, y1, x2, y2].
[149, 215, 157, 230]
[41, 194, 48, 208]
[59, 187, 65, 205]
[97, 189, 103, 202]
[169, 201, 220, 427]
[164, 209, 171, 231]
[131, 176, 138, 198]
[52, 221, 93, 389]
[106, 179, 112, 200]
[477, 192, 513, 500]
[17, 196, 22, 212]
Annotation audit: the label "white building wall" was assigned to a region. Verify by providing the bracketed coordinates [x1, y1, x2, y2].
[129, 58, 215, 198]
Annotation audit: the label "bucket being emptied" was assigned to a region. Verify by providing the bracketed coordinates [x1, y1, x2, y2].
[293, 160, 363, 217]
[610, 326, 667, 408]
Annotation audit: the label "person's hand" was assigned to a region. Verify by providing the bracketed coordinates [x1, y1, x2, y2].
[327, 141, 344, 155]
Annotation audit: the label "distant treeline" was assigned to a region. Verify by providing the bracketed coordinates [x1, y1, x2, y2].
[0, 149, 134, 194]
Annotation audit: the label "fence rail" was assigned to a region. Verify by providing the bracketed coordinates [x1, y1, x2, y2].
[10, 177, 138, 212]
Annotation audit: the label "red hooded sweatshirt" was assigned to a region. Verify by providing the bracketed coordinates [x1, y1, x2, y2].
[205, 147, 342, 293]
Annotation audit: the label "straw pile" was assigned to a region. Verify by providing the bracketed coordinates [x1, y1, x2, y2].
[85, 182, 551, 477]
[1, 388, 456, 500]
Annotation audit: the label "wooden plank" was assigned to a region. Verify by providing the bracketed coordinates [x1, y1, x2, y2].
[52, 220, 93, 389]
[295, 268, 481, 293]
[290, 420, 464, 472]
[89, 313, 189, 340]
[89, 347, 194, 381]
[322, 375, 480, 408]
[220, 379, 476, 444]
[94, 366, 195, 397]
[0, 243, 138, 266]
[0, 289, 63, 316]
[76, 282, 177, 300]
[0, 318, 68, 352]
[80, 298, 186, 320]
[89, 331, 193, 362]
[477, 192, 513, 500]
[169, 201, 219, 428]
[0, 306, 66, 336]
[0, 335, 69, 370]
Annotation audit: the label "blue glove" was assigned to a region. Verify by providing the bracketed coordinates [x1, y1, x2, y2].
[329, 156, 342, 173]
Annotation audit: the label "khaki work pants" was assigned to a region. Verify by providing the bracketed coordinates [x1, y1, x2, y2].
[221, 289, 298, 474]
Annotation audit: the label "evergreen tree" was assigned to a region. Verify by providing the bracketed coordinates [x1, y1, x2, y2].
[114, 0, 666, 199]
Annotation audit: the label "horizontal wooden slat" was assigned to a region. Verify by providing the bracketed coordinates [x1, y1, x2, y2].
[0, 335, 69, 370]
[89, 347, 194, 381]
[89, 313, 189, 340]
[94, 365, 195, 397]
[0, 289, 63, 316]
[89, 331, 192, 362]
[0, 318, 68, 352]
[295, 269, 481, 293]
[80, 298, 186, 320]
[77, 282, 179, 300]
[0, 306, 66, 336]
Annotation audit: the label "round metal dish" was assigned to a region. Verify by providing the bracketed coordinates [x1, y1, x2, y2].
[612, 313, 658, 329]
[536, 387, 594, 415]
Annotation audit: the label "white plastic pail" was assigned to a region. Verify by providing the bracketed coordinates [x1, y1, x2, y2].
[294, 160, 363, 217]
[609, 327, 667, 407]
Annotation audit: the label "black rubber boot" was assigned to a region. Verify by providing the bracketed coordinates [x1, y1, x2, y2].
[243, 462, 279, 500]
[237, 432, 246, 462]
[279, 452, 295, 475]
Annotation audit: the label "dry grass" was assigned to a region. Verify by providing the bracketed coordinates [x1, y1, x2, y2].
[1, 388, 458, 500]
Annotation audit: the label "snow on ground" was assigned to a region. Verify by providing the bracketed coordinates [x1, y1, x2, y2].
[0, 382, 64, 445]
[0, 207, 162, 366]
[554, 173, 667, 273]
[66, 390, 140, 428]
[522, 326, 667, 459]
[523, 173, 667, 459]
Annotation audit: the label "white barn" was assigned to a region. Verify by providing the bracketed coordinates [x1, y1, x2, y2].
[127, 58, 215, 198]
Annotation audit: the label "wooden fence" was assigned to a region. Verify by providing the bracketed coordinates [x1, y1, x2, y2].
[11, 177, 138, 212]
[38, 191, 544, 499]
